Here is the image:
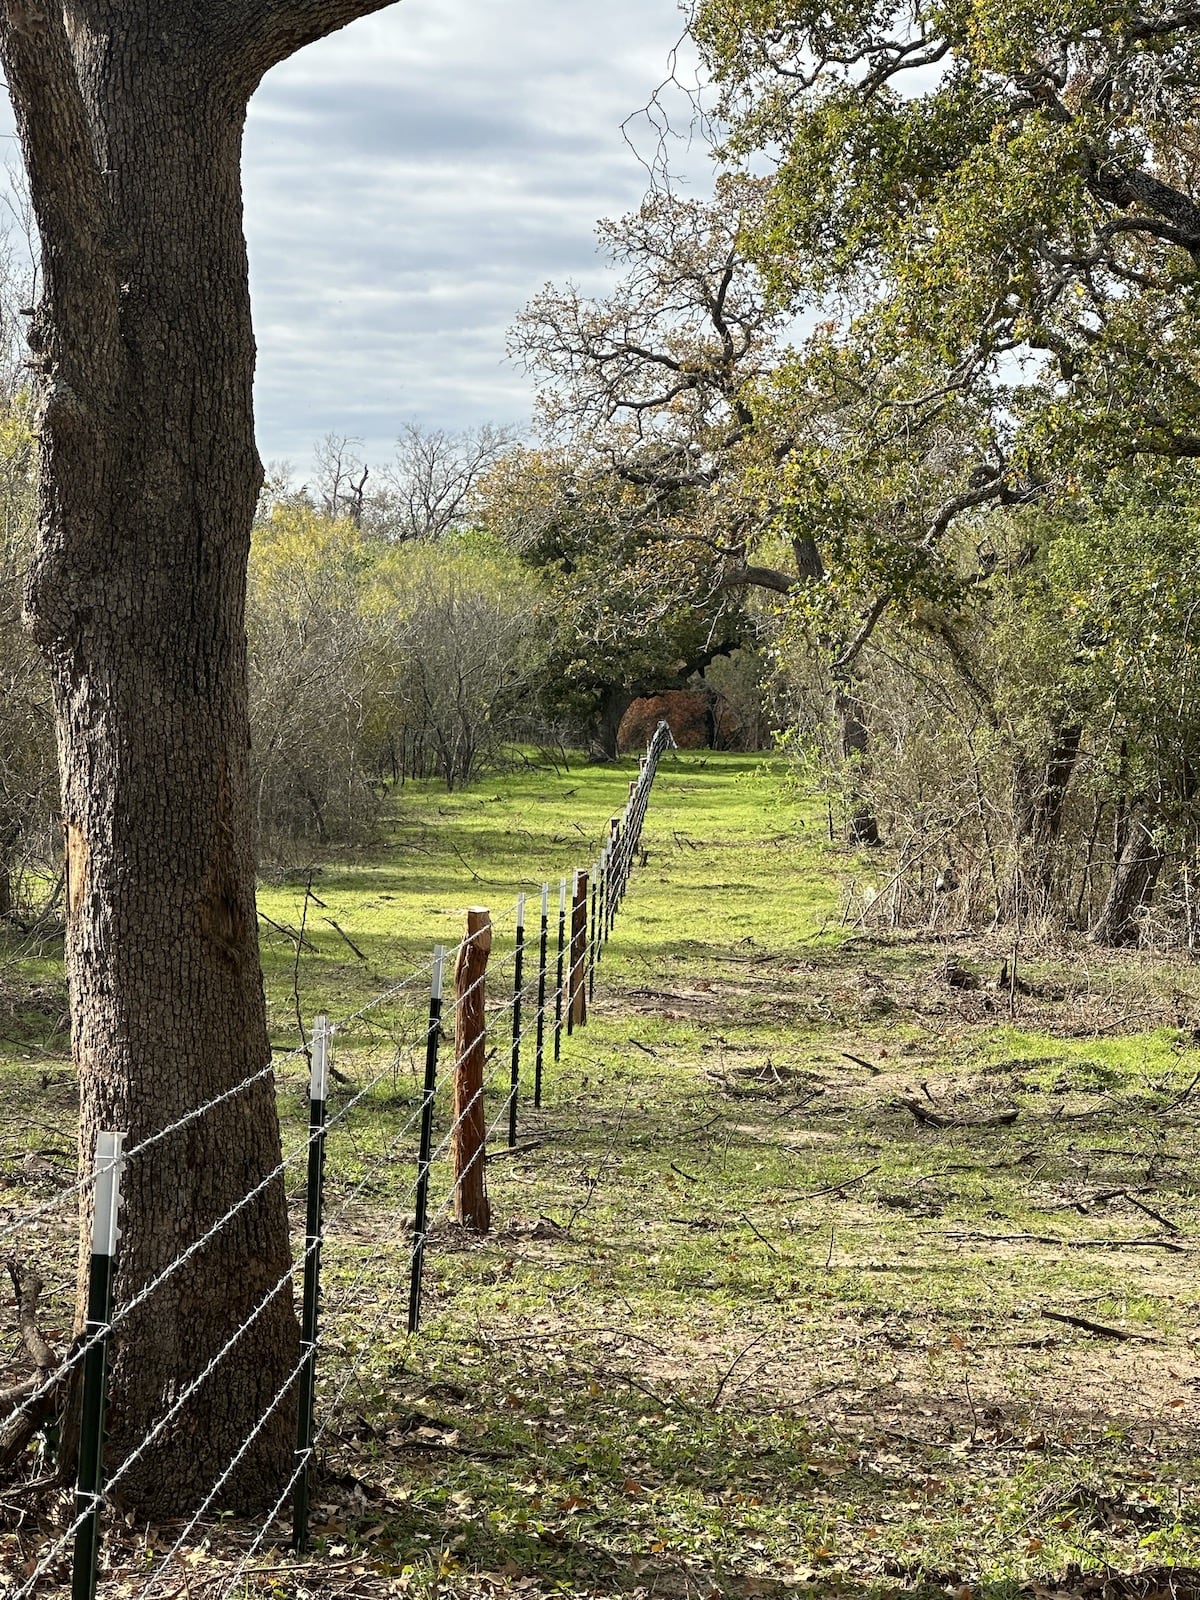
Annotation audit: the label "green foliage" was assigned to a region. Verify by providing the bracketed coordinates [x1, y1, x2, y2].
[0, 389, 55, 918]
[472, 447, 751, 752]
[694, 0, 1200, 477]
[247, 499, 548, 844]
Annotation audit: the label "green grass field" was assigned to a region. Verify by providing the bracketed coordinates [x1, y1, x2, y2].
[4, 750, 1200, 1598]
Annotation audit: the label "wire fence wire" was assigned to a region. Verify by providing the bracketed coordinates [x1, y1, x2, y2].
[0, 721, 676, 1598]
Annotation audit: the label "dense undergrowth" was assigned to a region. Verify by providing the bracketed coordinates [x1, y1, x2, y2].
[3, 751, 1200, 1598]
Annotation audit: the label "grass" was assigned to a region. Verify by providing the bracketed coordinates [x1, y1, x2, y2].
[4, 750, 1200, 1598]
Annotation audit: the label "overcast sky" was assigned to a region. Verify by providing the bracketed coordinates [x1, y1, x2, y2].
[241, 0, 713, 480]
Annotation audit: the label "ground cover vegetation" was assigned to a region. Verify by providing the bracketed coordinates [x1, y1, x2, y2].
[5, 753, 1200, 1597]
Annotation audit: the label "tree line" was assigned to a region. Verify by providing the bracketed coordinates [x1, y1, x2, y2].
[0, 403, 769, 916]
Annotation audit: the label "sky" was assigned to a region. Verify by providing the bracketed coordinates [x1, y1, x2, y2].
[240, 0, 714, 480]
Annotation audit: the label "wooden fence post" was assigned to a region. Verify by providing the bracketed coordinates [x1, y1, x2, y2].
[568, 870, 589, 1030]
[453, 906, 492, 1232]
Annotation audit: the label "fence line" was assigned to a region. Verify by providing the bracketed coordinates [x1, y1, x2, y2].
[0, 720, 677, 1598]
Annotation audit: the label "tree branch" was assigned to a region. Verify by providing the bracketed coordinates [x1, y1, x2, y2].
[719, 562, 796, 595]
[218, 0, 401, 91]
[835, 594, 890, 675]
[1088, 158, 1200, 263]
[0, 3, 122, 386]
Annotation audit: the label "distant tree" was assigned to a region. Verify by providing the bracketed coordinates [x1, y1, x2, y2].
[248, 503, 401, 842]
[471, 444, 749, 757]
[374, 422, 517, 542]
[374, 531, 541, 786]
[313, 431, 371, 524]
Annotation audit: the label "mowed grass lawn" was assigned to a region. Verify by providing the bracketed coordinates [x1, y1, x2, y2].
[4, 750, 1200, 1597]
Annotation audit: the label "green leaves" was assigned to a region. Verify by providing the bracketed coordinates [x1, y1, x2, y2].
[696, 0, 1200, 487]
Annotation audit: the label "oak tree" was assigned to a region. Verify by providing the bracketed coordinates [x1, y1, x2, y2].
[691, 0, 1200, 474]
[0, 0, 397, 1516]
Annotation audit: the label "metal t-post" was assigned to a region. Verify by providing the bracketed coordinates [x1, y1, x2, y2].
[534, 884, 549, 1109]
[72, 1129, 126, 1600]
[408, 949, 445, 1333]
[292, 1015, 330, 1553]
[509, 895, 525, 1148]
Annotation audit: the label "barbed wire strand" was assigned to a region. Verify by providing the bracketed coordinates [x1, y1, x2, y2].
[130, 1346, 312, 1600]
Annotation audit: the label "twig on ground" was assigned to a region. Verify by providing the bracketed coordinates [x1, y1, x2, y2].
[321, 917, 367, 961]
[841, 1051, 882, 1075]
[1042, 1309, 1162, 1342]
[790, 1165, 879, 1202]
[1123, 1192, 1182, 1233]
[564, 1088, 632, 1233]
[710, 1327, 772, 1410]
[739, 1212, 781, 1256]
[257, 909, 318, 953]
[1154, 1069, 1200, 1114]
[489, 1139, 543, 1160]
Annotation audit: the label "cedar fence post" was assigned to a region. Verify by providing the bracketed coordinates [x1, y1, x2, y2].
[453, 906, 492, 1232]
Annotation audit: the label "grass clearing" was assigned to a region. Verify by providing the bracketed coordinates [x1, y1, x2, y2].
[3, 752, 1200, 1597]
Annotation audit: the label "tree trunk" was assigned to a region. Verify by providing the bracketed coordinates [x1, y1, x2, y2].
[0, 5, 424, 1519]
[40, 90, 296, 1516]
[0, 819, 17, 921]
[592, 686, 634, 761]
[834, 682, 881, 846]
[1090, 812, 1164, 946]
[1012, 722, 1083, 917]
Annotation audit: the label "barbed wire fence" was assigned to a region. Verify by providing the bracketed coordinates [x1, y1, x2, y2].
[0, 720, 676, 1598]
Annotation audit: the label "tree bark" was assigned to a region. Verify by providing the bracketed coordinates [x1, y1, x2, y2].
[1012, 722, 1084, 917]
[591, 686, 635, 761]
[1090, 812, 1164, 947]
[1, 0, 396, 1518]
[834, 682, 882, 847]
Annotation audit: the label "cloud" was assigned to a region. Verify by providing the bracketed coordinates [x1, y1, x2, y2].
[244, 0, 712, 472]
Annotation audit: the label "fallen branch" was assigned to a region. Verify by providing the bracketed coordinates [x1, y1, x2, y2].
[6, 1261, 55, 1376]
[1042, 1308, 1162, 1342]
[841, 1051, 882, 1076]
[898, 1098, 1019, 1129]
[940, 1230, 1191, 1253]
[0, 1259, 68, 1476]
